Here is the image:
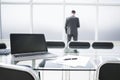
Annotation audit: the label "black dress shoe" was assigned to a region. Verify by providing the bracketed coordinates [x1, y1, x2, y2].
[74, 50, 79, 53]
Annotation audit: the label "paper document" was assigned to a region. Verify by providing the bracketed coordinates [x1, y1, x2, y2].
[52, 55, 90, 67]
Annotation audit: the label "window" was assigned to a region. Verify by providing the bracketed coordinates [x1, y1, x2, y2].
[33, 5, 64, 40]
[65, 0, 97, 3]
[1, 0, 120, 41]
[98, 6, 120, 41]
[1, 0, 30, 2]
[99, 0, 120, 3]
[1, 5, 31, 39]
[65, 6, 96, 40]
[33, 0, 63, 3]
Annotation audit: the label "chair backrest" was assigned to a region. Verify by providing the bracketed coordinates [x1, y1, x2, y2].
[97, 61, 120, 80]
[0, 43, 6, 49]
[0, 63, 39, 80]
[46, 41, 65, 48]
[92, 42, 113, 49]
[69, 41, 90, 49]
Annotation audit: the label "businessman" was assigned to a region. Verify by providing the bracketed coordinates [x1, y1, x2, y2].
[65, 10, 80, 53]
[65, 10, 80, 42]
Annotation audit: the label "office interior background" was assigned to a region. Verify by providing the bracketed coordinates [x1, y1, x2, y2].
[0, 1, 120, 80]
[0, 0, 120, 43]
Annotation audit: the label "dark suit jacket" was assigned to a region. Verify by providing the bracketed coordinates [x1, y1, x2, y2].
[65, 16, 80, 36]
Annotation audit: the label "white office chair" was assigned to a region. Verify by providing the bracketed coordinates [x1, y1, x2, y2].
[65, 41, 90, 53]
[0, 43, 6, 49]
[69, 41, 90, 49]
[46, 41, 65, 48]
[96, 61, 120, 80]
[92, 42, 113, 49]
[0, 63, 39, 80]
[0, 43, 10, 55]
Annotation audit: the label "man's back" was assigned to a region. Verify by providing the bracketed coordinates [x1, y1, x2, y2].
[66, 16, 80, 35]
[65, 10, 80, 43]
[67, 16, 79, 28]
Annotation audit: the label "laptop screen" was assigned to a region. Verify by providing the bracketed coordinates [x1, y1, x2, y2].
[10, 34, 48, 54]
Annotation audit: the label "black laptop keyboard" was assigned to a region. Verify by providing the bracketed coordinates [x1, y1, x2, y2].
[14, 52, 48, 57]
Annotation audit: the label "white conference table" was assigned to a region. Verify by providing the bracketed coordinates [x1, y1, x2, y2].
[33, 55, 120, 80]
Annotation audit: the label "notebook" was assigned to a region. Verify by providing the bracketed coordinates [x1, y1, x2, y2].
[10, 34, 57, 61]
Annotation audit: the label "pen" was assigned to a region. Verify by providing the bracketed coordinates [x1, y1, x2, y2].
[64, 58, 71, 60]
[64, 58, 77, 60]
[72, 58, 77, 60]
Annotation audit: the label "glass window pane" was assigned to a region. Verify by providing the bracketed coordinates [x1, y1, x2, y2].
[65, 6, 96, 40]
[1, 5, 31, 39]
[1, 0, 30, 2]
[33, 0, 63, 3]
[66, 0, 97, 3]
[0, 31, 1, 39]
[99, 0, 120, 3]
[33, 5, 64, 40]
[98, 6, 120, 41]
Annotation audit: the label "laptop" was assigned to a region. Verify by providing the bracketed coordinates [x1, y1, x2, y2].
[10, 34, 57, 61]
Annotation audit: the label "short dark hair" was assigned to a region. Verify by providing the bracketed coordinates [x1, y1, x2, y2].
[72, 10, 76, 14]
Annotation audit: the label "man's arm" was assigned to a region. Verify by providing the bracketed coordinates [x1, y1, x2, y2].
[65, 18, 68, 34]
[77, 18, 80, 28]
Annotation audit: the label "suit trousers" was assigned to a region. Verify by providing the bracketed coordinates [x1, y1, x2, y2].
[67, 34, 78, 42]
